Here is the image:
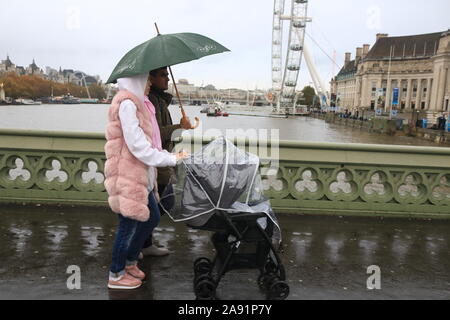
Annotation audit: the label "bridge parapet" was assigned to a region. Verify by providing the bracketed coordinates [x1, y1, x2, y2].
[0, 129, 449, 218]
[0, 129, 107, 206]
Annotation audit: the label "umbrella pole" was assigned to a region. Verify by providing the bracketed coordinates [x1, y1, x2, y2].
[168, 66, 187, 118]
[154, 23, 199, 129]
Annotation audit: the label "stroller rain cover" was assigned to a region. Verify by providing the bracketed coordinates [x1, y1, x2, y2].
[160, 137, 281, 242]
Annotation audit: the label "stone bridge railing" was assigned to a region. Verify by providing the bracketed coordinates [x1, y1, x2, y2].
[0, 129, 449, 218]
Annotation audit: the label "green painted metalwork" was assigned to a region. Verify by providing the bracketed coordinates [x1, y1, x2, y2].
[0, 129, 449, 218]
[0, 129, 107, 206]
[175, 136, 450, 218]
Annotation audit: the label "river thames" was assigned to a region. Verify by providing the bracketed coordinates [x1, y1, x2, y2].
[0, 104, 446, 147]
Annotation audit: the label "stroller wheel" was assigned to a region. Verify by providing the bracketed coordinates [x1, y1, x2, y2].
[194, 257, 212, 267]
[264, 260, 278, 274]
[195, 279, 216, 300]
[257, 273, 270, 291]
[194, 257, 212, 275]
[194, 274, 212, 285]
[258, 273, 277, 291]
[267, 281, 290, 300]
[257, 274, 266, 290]
[193, 274, 215, 292]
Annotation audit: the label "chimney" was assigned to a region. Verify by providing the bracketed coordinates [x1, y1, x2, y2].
[363, 44, 370, 58]
[355, 47, 363, 63]
[345, 52, 351, 67]
[376, 33, 389, 41]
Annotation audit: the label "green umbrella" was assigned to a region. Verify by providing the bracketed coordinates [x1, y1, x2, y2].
[106, 32, 230, 84]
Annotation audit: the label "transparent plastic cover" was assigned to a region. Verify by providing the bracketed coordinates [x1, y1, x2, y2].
[160, 137, 281, 242]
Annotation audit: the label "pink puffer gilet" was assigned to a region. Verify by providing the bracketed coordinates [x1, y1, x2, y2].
[104, 90, 156, 222]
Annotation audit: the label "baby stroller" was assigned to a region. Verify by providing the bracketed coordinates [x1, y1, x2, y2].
[161, 137, 289, 300]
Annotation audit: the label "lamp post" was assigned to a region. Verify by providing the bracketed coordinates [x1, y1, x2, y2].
[386, 45, 393, 116]
[447, 106, 450, 133]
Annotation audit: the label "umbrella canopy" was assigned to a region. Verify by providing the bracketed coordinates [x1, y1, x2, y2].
[107, 32, 230, 84]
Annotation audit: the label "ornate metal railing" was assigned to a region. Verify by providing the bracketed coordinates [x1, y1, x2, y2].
[175, 136, 450, 218]
[0, 129, 107, 206]
[1, 129, 449, 218]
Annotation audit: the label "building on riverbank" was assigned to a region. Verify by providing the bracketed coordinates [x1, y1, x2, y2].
[0, 55, 25, 76]
[0, 56, 45, 77]
[1, 55, 101, 86]
[167, 79, 268, 105]
[331, 30, 450, 122]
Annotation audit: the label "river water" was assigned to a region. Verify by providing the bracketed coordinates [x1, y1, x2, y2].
[0, 104, 445, 147]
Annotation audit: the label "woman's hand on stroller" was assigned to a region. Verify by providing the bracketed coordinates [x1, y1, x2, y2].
[175, 150, 190, 161]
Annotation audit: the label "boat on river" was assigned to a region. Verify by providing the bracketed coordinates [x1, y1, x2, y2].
[79, 98, 99, 104]
[62, 94, 80, 104]
[15, 99, 42, 105]
[294, 106, 310, 116]
[206, 101, 229, 117]
[200, 105, 209, 113]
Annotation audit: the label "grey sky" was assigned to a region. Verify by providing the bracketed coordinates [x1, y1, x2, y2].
[1, 0, 449, 90]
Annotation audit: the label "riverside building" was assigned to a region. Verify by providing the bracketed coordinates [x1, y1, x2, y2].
[331, 30, 450, 121]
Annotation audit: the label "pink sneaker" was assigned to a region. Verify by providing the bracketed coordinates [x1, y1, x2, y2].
[125, 265, 146, 280]
[108, 273, 142, 290]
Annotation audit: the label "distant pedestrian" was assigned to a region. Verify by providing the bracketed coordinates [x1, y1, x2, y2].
[438, 115, 446, 130]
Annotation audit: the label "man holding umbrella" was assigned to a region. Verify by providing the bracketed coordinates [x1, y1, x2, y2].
[140, 66, 192, 257]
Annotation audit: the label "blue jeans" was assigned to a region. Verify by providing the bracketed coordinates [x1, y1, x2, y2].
[143, 184, 174, 249]
[110, 191, 161, 276]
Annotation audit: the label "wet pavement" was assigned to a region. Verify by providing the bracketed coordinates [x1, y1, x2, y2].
[0, 204, 449, 300]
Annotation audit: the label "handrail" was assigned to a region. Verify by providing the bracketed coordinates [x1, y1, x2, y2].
[0, 129, 105, 140]
[176, 135, 450, 155]
[1, 129, 449, 156]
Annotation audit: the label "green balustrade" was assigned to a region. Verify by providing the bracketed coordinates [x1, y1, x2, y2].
[0, 129, 107, 206]
[0, 129, 449, 218]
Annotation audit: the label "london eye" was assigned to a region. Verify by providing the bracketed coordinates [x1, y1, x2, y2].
[271, 0, 330, 113]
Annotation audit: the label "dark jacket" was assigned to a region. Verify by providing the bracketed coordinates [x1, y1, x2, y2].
[148, 87, 181, 186]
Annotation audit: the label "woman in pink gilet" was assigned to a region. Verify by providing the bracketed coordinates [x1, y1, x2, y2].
[104, 73, 188, 290]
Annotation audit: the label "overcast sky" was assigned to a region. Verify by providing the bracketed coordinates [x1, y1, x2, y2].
[1, 0, 449, 90]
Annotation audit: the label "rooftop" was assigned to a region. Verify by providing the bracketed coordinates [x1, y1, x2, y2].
[336, 60, 357, 78]
[29, 59, 40, 72]
[365, 31, 445, 60]
[3, 55, 14, 68]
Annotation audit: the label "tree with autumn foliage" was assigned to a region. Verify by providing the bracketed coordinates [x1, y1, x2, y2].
[87, 84, 107, 99]
[0, 72, 106, 99]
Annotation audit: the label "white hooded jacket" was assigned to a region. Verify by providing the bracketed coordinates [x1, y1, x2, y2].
[117, 74, 176, 191]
